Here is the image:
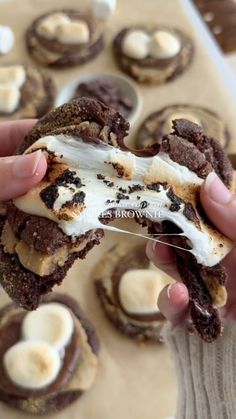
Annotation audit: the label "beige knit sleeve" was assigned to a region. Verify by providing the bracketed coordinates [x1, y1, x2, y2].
[162, 322, 236, 419]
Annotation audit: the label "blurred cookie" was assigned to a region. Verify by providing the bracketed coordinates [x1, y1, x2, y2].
[26, 10, 104, 68]
[0, 293, 99, 414]
[95, 241, 170, 342]
[135, 104, 230, 149]
[194, 0, 236, 53]
[113, 26, 194, 84]
[73, 78, 133, 118]
[0, 65, 55, 119]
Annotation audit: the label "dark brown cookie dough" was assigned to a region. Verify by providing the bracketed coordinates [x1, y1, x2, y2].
[0, 293, 99, 415]
[113, 26, 194, 84]
[73, 78, 133, 118]
[26, 10, 104, 68]
[0, 65, 55, 120]
[135, 104, 230, 149]
[94, 241, 168, 342]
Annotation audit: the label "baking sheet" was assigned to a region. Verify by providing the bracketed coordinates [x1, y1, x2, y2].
[1, 0, 236, 418]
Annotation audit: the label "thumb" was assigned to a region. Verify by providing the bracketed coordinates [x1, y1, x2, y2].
[0, 150, 47, 201]
[200, 172, 236, 241]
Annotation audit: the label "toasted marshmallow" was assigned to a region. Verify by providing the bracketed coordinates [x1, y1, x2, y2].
[0, 85, 20, 113]
[0, 25, 14, 55]
[122, 30, 150, 60]
[119, 269, 163, 315]
[56, 21, 90, 45]
[149, 30, 181, 59]
[13, 135, 233, 267]
[0, 65, 26, 88]
[37, 13, 71, 40]
[91, 0, 116, 19]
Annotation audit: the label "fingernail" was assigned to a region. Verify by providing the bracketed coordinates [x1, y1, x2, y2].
[152, 240, 157, 254]
[167, 284, 172, 299]
[204, 172, 232, 204]
[12, 151, 42, 179]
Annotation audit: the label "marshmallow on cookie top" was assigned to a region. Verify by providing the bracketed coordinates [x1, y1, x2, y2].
[122, 28, 181, 60]
[0, 66, 26, 114]
[36, 12, 90, 45]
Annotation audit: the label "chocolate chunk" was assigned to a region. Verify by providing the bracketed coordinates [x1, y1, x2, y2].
[128, 184, 144, 193]
[62, 191, 85, 208]
[40, 184, 59, 209]
[74, 78, 133, 118]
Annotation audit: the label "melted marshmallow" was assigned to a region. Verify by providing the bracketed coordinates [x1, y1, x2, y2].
[13, 135, 233, 267]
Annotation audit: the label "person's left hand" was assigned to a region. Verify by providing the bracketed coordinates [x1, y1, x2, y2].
[0, 120, 47, 201]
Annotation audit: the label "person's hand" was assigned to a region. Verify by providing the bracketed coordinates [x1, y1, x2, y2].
[0, 120, 47, 201]
[146, 172, 236, 324]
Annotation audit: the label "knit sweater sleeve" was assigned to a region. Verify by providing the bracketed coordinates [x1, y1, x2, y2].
[162, 322, 236, 419]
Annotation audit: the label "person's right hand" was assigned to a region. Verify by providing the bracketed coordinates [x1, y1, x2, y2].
[146, 172, 236, 324]
[0, 120, 47, 201]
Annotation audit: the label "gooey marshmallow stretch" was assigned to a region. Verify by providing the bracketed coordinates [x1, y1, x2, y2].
[13, 134, 233, 268]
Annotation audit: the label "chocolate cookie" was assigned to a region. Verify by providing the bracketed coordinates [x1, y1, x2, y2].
[135, 104, 230, 149]
[73, 78, 133, 118]
[194, 0, 236, 53]
[0, 65, 55, 119]
[0, 97, 233, 343]
[95, 241, 170, 342]
[0, 293, 99, 415]
[26, 10, 104, 68]
[113, 26, 194, 84]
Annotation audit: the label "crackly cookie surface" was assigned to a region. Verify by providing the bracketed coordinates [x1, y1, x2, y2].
[0, 98, 233, 342]
[26, 9, 104, 68]
[135, 104, 230, 149]
[0, 293, 99, 415]
[0, 65, 55, 119]
[113, 26, 194, 84]
[94, 241, 171, 342]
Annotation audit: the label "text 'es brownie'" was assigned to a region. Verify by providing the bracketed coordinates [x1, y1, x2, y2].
[0, 97, 234, 343]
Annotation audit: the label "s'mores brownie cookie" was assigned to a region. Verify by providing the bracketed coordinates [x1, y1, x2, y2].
[0, 98, 233, 343]
[135, 104, 230, 149]
[113, 26, 194, 84]
[0, 293, 99, 414]
[95, 241, 170, 342]
[26, 10, 104, 68]
[0, 65, 55, 119]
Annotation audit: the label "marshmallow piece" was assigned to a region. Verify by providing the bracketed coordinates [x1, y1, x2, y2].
[56, 21, 90, 45]
[0, 85, 20, 113]
[3, 341, 61, 390]
[122, 30, 150, 60]
[149, 30, 181, 59]
[37, 13, 71, 40]
[0, 25, 14, 55]
[119, 269, 164, 315]
[166, 112, 201, 132]
[91, 0, 116, 19]
[0, 65, 26, 88]
[22, 303, 74, 352]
